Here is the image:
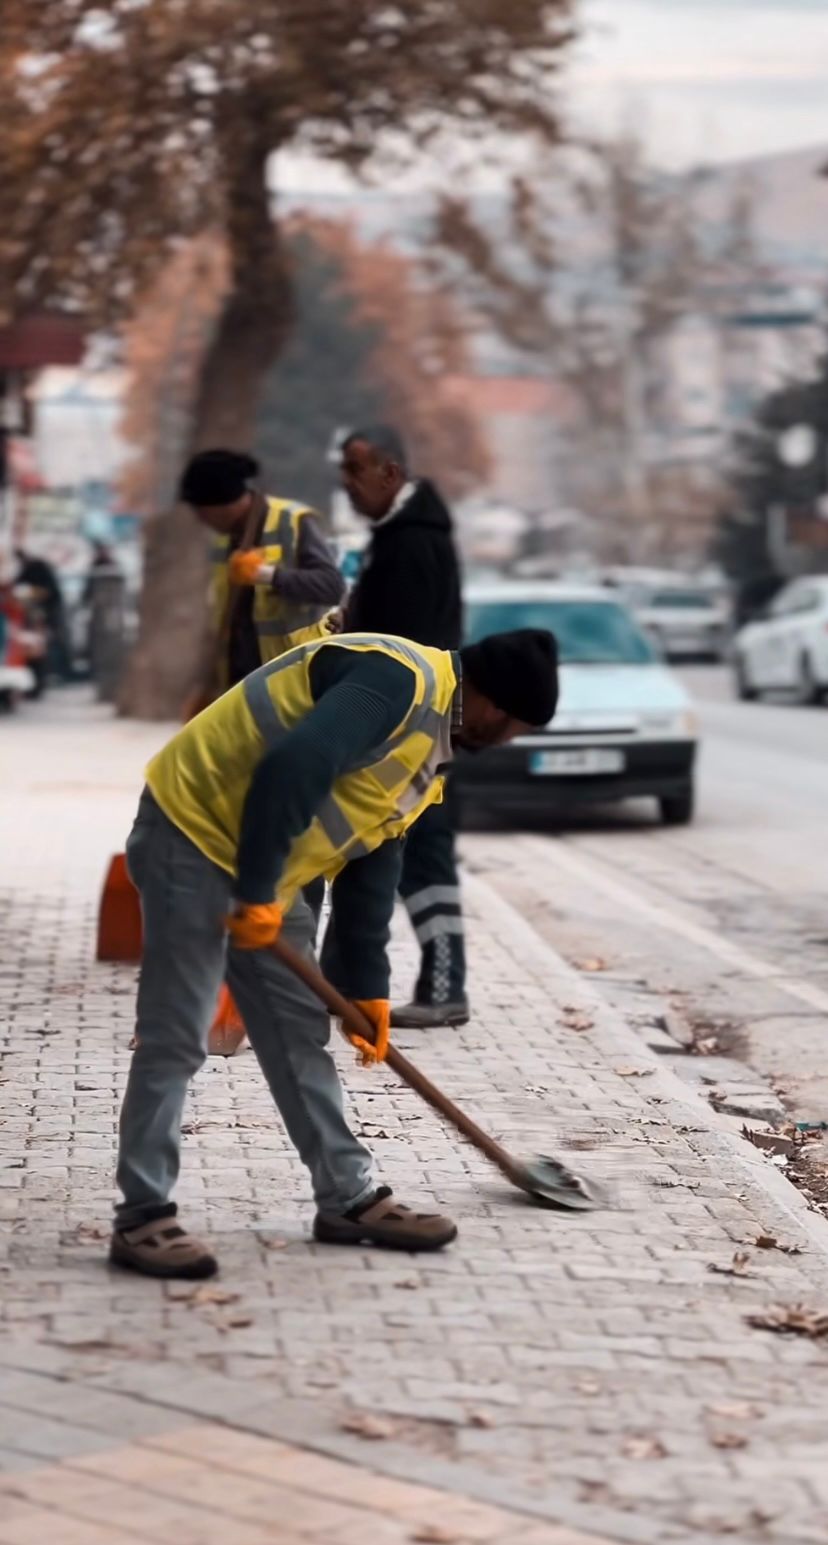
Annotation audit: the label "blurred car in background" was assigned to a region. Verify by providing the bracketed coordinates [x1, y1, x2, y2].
[626, 581, 731, 661]
[456, 581, 698, 826]
[732, 575, 828, 703]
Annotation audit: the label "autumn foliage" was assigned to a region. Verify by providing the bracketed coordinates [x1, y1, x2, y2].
[120, 219, 487, 520]
[1, 0, 574, 714]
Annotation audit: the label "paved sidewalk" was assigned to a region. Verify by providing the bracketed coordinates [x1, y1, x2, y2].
[2, 690, 828, 1545]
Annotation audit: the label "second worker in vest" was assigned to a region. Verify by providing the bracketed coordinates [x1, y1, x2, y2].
[180, 448, 345, 701]
[111, 627, 558, 1279]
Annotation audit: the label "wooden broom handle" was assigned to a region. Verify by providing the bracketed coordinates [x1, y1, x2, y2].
[269, 933, 514, 1176]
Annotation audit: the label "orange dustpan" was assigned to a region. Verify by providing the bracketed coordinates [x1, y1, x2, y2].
[96, 852, 143, 962]
[96, 859, 246, 1055]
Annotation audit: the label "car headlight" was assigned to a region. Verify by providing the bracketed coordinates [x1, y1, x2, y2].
[640, 710, 698, 738]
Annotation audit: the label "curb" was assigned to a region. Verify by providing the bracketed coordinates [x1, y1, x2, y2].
[465, 869, 828, 1266]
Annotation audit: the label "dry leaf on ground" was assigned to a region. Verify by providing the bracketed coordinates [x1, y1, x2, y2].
[745, 1303, 828, 1338]
[340, 1411, 398, 1440]
[467, 1410, 494, 1428]
[620, 1435, 668, 1459]
[71, 1223, 109, 1243]
[749, 1233, 803, 1255]
[394, 1278, 420, 1290]
[574, 1378, 602, 1395]
[259, 1236, 289, 1251]
[574, 957, 608, 973]
[50, 1337, 115, 1353]
[706, 1401, 764, 1421]
[224, 1314, 254, 1329]
[710, 1431, 749, 1450]
[186, 1285, 241, 1308]
[708, 1251, 754, 1278]
[614, 1065, 655, 1078]
[562, 1010, 594, 1033]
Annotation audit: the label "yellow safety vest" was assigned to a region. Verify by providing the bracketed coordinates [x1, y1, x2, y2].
[210, 496, 332, 684]
[146, 634, 458, 911]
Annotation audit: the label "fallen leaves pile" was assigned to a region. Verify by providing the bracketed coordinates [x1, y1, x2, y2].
[745, 1303, 828, 1339]
[167, 1283, 253, 1332]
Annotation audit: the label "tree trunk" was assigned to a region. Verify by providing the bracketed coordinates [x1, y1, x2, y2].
[118, 137, 292, 720]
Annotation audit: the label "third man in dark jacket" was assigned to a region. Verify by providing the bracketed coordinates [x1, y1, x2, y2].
[340, 424, 468, 1028]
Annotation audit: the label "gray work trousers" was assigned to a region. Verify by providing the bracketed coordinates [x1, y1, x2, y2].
[115, 791, 374, 1226]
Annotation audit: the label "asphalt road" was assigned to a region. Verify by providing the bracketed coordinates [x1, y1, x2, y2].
[463, 666, 828, 1125]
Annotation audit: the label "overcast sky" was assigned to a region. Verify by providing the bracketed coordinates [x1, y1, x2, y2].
[277, 0, 828, 195]
[571, 0, 828, 166]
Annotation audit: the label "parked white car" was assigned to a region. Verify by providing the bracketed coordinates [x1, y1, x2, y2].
[629, 583, 731, 662]
[456, 582, 699, 826]
[733, 576, 828, 703]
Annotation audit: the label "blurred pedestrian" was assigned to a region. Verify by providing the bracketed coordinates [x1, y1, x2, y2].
[14, 547, 73, 685]
[82, 540, 119, 604]
[339, 424, 468, 1029]
[180, 449, 344, 710]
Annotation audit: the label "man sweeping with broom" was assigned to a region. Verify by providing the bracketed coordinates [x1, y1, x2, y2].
[111, 626, 558, 1279]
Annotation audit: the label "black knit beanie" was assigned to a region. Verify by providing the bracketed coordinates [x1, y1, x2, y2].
[179, 449, 260, 507]
[460, 629, 558, 726]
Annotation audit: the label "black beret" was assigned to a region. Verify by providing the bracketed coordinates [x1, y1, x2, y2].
[179, 449, 260, 507]
[460, 628, 558, 726]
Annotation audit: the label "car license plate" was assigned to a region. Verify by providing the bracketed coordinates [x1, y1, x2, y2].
[529, 748, 625, 776]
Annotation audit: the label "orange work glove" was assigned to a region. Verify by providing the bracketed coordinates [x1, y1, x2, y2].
[226, 901, 284, 950]
[345, 999, 391, 1066]
[228, 548, 271, 586]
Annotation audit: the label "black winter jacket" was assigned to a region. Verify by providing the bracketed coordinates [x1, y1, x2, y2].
[344, 479, 462, 650]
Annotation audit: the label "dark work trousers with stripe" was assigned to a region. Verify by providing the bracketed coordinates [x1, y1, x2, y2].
[398, 791, 466, 1007]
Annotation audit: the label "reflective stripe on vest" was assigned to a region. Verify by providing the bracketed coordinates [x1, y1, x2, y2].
[242, 634, 451, 855]
[210, 498, 330, 669]
[243, 633, 438, 755]
[253, 502, 328, 645]
[145, 633, 456, 911]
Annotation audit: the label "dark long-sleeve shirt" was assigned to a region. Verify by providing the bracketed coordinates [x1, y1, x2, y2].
[344, 480, 462, 649]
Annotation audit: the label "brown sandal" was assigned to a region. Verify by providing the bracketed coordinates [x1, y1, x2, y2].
[314, 1186, 457, 1252]
[110, 1218, 218, 1279]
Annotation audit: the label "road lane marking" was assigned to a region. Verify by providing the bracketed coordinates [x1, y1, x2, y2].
[521, 835, 828, 1018]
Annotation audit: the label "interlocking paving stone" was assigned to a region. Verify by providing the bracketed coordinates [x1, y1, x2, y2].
[2, 690, 828, 1544]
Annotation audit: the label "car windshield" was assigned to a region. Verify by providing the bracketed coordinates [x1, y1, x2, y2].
[465, 599, 656, 665]
[646, 590, 713, 610]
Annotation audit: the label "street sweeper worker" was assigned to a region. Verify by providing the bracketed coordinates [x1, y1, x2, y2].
[111, 627, 559, 1280]
[180, 448, 344, 708]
